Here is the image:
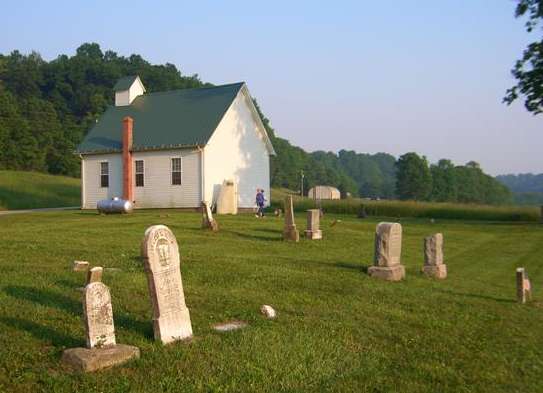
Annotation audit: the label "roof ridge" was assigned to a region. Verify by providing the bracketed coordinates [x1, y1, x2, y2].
[142, 82, 245, 97]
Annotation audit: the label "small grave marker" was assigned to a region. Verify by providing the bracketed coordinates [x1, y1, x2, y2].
[422, 233, 447, 279]
[282, 195, 299, 242]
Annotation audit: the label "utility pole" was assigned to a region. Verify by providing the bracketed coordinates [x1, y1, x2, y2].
[300, 170, 305, 197]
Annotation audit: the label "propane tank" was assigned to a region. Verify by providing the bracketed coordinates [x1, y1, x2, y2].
[97, 197, 134, 214]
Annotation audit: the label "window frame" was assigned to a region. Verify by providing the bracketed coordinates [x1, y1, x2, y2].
[100, 161, 109, 188]
[171, 157, 182, 186]
[135, 159, 144, 187]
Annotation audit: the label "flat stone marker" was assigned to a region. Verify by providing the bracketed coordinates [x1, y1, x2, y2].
[282, 195, 299, 242]
[86, 267, 103, 284]
[62, 345, 140, 373]
[368, 222, 406, 281]
[201, 201, 219, 231]
[73, 260, 89, 272]
[422, 233, 447, 279]
[213, 320, 247, 332]
[305, 209, 322, 240]
[62, 281, 140, 372]
[516, 267, 532, 304]
[141, 225, 193, 344]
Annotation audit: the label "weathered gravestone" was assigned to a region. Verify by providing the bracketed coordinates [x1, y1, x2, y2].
[86, 267, 103, 284]
[62, 281, 140, 372]
[367, 222, 406, 281]
[305, 209, 322, 240]
[422, 233, 447, 279]
[516, 267, 532, 304]
[283, 195, 299, 242]
[73, 260, 89, 272]
[141, 225, 193, 344]
[201, 201, 219, 231]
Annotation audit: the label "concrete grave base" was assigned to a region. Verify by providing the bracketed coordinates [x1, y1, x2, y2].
[305, 230, 322, 240]
[62, 344, 140, 372]
[422, 264, 447, 279]
[283, 227, 300, 242]
[368, 265, 405, 281]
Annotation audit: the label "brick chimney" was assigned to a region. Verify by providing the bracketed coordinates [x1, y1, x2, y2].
[122, 116, 134, 202]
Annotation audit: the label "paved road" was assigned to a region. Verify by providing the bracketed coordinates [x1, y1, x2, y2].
[0, 206, 80, 216]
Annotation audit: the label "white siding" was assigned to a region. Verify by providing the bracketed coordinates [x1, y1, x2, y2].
[81, 153, 123, 209]
[81, 148, 201, 209]
[204, 90, 271, 208]
[132, 149, 201, 208]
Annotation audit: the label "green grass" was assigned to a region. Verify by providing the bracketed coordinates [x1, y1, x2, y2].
[0, 210, 542, 392]
[0, 170, 80, 210]
[271, 188, 541, 222]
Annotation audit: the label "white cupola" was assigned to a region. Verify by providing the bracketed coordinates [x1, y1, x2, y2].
[113, 75, 146, 106]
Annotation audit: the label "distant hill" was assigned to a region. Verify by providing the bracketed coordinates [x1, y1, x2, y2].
[0, 170, 80, 210]
[496, 173, 543, 206]
[0, 43, 510, 205]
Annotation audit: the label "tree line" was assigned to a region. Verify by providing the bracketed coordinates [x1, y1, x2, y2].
[0, 43, 512, 205]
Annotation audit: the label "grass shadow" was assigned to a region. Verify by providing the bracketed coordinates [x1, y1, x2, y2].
[0, 317, 81, 347]
[4, 285, 152, 339]
[435, 288, 515, 304]
[225, 230, 282, 242]
[5, 285, 81, 316]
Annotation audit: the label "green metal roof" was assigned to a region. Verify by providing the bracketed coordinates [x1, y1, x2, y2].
[77, 82, 245, 154]
[113, 75, 139, 91]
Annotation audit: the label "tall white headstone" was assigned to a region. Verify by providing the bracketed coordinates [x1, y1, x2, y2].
[141, 225, 193, 344]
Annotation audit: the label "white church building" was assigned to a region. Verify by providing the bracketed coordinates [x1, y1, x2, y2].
[77, 76, 275, 210]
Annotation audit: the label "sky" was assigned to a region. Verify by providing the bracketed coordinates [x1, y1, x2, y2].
[1, 0, 541, 175]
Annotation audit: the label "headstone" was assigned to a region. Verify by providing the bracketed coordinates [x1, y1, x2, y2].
[422, 233, 447, 279]
[305, 209, 322, 240]
[216, 180, 238, 215]
[260, 305, 276, 319]
[86, 267, 103, 284]
[141, 225, 193, 344]
[84, 282, 116, 348]
[73, 260, 89, 272]
[367, 222, 406, 281]
[516, 267, 532, 304]
[201, 201, 219, 231]
[282, 195, 299, 242]
[62, 276, 140, 372]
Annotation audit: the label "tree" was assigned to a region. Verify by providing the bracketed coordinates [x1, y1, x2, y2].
[395, 153, 432, 200]
[504, 0, 543, 114]
[430, 159, 457, 202]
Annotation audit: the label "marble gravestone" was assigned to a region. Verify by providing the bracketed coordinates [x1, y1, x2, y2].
[282, 195, 299, 242]
[84, 282, 116, 348]
[141, 225, 193, 344]
[86, 266, 103, 284]
[516, 267, 532, 304]
[305, 209, 322, 240]
[201, 201, 219, 231]
[422, 233, 447, 279]
[62, 280, 140, 372]
[367, 222, 406, 281]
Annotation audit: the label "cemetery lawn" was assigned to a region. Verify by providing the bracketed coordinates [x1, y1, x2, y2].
[0, 211, 542, 393]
